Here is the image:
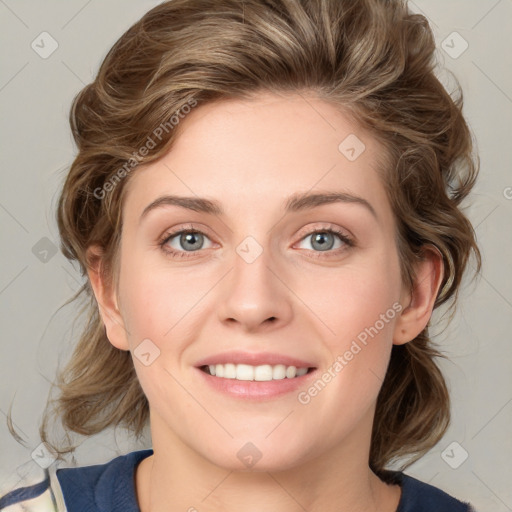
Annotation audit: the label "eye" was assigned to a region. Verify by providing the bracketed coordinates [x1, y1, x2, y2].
[159, 226, 214, 258]
[158, 224, 354, 260]
[295, 228, 354, 255]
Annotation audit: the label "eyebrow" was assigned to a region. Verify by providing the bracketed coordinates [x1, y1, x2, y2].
[139, 191, 377, 222]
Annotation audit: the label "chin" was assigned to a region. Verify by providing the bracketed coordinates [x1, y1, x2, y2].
[199, 437, 314, 473]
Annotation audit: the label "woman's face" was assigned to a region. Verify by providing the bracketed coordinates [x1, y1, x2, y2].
[112, 92, 408, 470]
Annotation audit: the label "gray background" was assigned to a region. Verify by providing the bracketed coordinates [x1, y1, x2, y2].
[1, 1, 511, 510]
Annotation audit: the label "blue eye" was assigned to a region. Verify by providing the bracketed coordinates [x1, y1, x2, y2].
[159, 226, 353, 259]
[298, 230, 351, 252]
[161, 230, 213, 257]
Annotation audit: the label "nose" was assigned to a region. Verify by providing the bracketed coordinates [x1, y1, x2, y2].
[216, 244, 293, 333]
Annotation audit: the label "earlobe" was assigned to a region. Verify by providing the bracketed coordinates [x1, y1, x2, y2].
[86, 245, 130, 351]
[393, 245, 444, 345]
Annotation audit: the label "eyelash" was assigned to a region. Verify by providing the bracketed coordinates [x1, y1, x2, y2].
[158, 223, 354, 260]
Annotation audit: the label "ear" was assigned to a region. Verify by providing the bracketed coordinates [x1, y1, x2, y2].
[86, 244, 130, 351]
[393, 245, 444, 345]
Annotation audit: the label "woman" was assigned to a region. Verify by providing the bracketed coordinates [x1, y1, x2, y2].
[3, 0, 480, 510]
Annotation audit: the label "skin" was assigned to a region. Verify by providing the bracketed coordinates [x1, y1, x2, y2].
[87, 91, 443, 512]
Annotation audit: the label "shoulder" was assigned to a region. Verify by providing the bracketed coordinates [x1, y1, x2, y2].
[0, 450, 153, 512]
[382, 470, 478, 512]
[56, 449, 153, 512]
[0, 463, 63, 512]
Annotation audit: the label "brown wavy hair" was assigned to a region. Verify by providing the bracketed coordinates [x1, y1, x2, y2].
[8, 0, 480, 476]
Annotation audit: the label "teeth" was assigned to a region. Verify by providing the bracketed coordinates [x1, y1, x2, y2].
[272, 364, 286, 380]
[237, 364, 255, 381]
[203, 363, 310, 381]
[254, 365, 273, 381]
[224, 363, 237, 379]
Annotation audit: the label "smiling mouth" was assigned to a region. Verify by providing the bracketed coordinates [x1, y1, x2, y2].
[199, 363, 315, 381]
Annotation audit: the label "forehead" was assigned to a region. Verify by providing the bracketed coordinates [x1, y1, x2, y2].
[122, 92, 393, 225]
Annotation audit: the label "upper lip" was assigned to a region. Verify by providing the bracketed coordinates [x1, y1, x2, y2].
[195, 351, 316, 369]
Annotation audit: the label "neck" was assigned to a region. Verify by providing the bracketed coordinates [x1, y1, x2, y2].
[135, 412, 401, 512]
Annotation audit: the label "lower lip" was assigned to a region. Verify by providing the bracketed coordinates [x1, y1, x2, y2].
[195, 367, 316, 400]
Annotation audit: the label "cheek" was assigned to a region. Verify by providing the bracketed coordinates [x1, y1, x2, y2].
[118, 253, 205, 344]
[296, 276, 400, 437]
[299, 253, 401, 346]
[298, 251, 401, 396]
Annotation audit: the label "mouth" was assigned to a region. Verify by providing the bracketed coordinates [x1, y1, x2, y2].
[199, 363, 316, 381]
[194, 351, 318, 399]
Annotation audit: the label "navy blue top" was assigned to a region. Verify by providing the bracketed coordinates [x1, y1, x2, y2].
[1, 449, 476, 511]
